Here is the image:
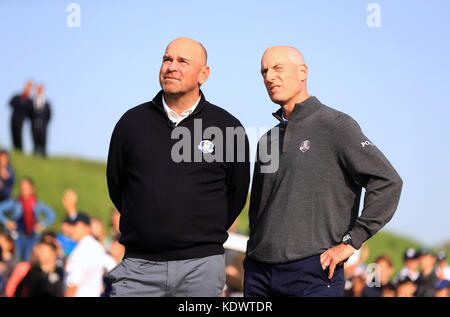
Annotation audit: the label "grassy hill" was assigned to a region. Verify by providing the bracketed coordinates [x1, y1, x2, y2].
[363, 231, 422, 273]
[5, 150, 448, 274]
[8, 150, 113, 234]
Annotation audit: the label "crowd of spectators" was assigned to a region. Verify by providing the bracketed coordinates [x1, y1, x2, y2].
[0, 149, 124, 297]
[342, 245, 450, 297]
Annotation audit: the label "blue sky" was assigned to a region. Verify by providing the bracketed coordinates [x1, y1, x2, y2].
[1, 0, 449, 245]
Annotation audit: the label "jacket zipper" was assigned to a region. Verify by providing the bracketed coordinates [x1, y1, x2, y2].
[282, 121, 289, 153]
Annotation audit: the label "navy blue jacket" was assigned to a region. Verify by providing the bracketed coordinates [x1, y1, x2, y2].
[107, 90, 250, 261]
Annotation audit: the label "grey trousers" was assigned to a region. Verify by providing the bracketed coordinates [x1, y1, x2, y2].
[107, 254, 226, 297]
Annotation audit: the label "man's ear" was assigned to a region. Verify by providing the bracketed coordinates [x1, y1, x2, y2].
[298, 64, 308, 81]
[199, 65, 210, 86]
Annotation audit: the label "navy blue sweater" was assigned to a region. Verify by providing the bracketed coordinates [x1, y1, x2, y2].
[107, 90, 250, 261]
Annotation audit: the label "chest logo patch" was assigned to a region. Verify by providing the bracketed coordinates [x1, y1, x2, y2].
[299, 140, 311, 152]
[198, 140, 214, 154]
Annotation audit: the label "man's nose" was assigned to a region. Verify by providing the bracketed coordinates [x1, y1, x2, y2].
[167, 60, 179, 72]
[265, 69, 276, 82]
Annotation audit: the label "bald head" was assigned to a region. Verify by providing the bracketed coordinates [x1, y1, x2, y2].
[260, 45, 309, 108]
[62, 189, 78, 214]
[63, 189, 78, 201]
[165, 37, 207, 66]
[160, 37, 210, 97]
[262, 46, 305, 67]
[23, 80, 33, 97]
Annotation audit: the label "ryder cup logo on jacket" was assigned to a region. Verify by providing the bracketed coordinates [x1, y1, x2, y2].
[299, 140, 311, 152]
[198, 140, 214, 154]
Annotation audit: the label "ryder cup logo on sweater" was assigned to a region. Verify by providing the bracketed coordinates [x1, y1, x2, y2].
[299, 140, 311, 152]
[198, 140, 214, 154]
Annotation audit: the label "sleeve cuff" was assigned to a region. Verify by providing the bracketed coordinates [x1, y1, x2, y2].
[348, 224, 371, 250]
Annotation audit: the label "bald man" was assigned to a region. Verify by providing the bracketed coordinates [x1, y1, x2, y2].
[106, 38, 250, 296]
[62, 189, 78, 220]
[244, 46, 403, 297]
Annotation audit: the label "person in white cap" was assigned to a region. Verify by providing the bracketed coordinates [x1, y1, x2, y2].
[436, 251, 450, 281]
[64, 213, 116, 297]
[394, 247, 420, 284]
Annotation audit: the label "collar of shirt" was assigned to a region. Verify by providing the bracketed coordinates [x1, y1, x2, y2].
[281, 112, 288, 123]
[162, 95, 201, 126]
[34, 95, 46, 110]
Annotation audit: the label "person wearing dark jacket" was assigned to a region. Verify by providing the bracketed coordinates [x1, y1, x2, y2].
[414, 248, 439, 297]
[30, 84, 51, 157]
[15, 240, 64, 297]
[0, 150, 15, 203]
[106, 37, 250, 297]
[362, 255, 395, 297]
[9, 80, 33, 152]
[244, 46, 403, 297]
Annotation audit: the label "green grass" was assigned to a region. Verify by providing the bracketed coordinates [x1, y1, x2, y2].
[6, 150, 449, 275]
[9, 150, 113, 233]
[364, 230, 422, 274]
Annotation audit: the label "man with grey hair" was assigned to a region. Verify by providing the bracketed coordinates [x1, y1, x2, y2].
[244, 46, 403, 297]
[106, 37, 250, 296]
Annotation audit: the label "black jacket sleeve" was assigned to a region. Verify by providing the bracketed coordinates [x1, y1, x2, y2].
[333, 114, 403, 249]
[9, 96, 17, 108]
[106, 118, 127, 212]
[225, 125, 250, 229]
[45, 102, 51, 122]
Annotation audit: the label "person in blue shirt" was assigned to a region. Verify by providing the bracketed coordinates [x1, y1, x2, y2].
[56, 219, 77, 258]
[55, 189, 81, 258]
[0, 150, 15, 203]
[0, 177, 55, 261]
